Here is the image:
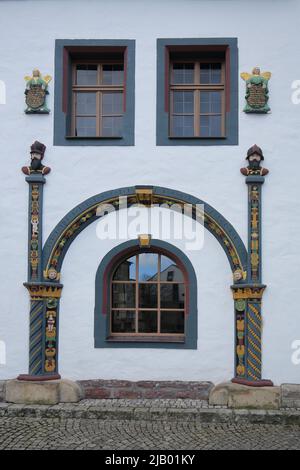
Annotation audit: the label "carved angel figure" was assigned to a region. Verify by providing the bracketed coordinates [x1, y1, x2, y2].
[241, 67, 271, 113]
[24, 69, 52, 114]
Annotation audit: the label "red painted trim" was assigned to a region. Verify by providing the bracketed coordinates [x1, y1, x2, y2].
[62, 47, 69, 113]
[123, 47, 127, 112]
[231, 378, 274, 387]
[164, 47, 170, 112]
[17, 374, 61, 382]
[225, 46, 230, 112]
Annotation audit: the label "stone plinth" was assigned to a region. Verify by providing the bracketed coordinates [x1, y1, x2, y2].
[281, 384, 300, 408]
[5, 379, 82, 405]
[209, 382, 281, 409]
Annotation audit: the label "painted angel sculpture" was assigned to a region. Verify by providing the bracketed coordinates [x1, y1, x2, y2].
[24, 69, 52, 114]
[241, 67, 271, 113]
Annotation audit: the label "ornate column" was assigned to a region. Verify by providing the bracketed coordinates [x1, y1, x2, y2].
[18, 142, 61, 381]
[232, 145, 273, 386]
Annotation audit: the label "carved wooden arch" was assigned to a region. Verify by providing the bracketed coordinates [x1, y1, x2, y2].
[42, 185, 248, 282]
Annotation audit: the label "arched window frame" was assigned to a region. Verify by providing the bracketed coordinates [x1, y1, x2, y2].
[94, 239, 198, 349]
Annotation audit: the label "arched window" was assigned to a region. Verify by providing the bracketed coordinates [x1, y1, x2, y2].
[94, 239, 197, 349]
[111, 252, 186, 339]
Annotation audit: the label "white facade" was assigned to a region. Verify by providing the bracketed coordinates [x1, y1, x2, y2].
[0, 0, 300, 385]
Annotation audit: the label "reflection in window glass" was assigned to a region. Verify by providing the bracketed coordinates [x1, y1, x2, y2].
[112, 283, 135, 308]
[113, 256, 136, 280]
[138, 253, 158, 281]
[161, 311, 184, 334]
[103, 64, 124, 85]
[112, 310, 135, 333]
[139, 284, 158, 308]
[200, 63, 222, 84]
[160, 284, 184, 309]
[172, 63, 194, 84]
[138, 311, 158, 333]
[75, 117, 96, 137]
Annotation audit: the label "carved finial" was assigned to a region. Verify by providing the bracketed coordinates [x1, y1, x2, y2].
[240, 145, 269, 177]
[22, 141, 51, 176]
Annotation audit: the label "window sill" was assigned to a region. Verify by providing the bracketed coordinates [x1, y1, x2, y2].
[168, 135, 226, 140]
[106, 335, 185, 343]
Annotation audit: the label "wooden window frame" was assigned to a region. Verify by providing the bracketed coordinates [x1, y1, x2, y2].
[110, 253, 186, 340]
[71, 59, 124, 138]
[169, 59, 226, 138]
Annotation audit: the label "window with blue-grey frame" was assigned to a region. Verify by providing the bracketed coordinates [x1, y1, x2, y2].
[94, 239, 198, 349]
[54, 39, 135, 146]
[156, 38, 238, 146]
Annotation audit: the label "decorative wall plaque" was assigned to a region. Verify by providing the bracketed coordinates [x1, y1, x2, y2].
[24, 69, 52, 114]
[241, 67, 271, 113]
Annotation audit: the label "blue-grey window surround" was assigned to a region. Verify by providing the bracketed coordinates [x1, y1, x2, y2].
[156, 38, 238, 146]
[54, 39, 135, 146]
[94, 239, 198, 349]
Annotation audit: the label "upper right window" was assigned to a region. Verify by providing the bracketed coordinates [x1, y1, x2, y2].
[170, 60, 225, 138]
[156, 38, 238, 146]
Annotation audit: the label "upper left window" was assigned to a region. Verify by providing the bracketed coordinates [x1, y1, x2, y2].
[54, 40, 135, 146]
[72, 62, 124, 138]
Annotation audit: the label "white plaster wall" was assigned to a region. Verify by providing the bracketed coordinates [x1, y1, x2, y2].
[0, 0, 300, 384]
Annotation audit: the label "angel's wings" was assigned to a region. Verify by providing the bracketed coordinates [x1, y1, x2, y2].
[24, 75, 32, 82]
[240, 72, 251, 82]
[43, 75, 52, 84]
[261, 71, 271, 81]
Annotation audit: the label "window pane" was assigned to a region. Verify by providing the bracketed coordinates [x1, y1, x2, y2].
[171, 115, 194, 137]
[161, 311, 184, 334]
[139, 284, 158, 308]
[200, 91, 222, 114]
[160, 256, 184, 282]
[138, 311, 158, 333]
[102, 116, 123, 137]
[112, 283, 135, 308]
[200, 114, 222, 137]
[103, 64, 124, 85]
[200, 63, 222, 84]
[113, 256, 136, 281]
[102, 92, 123, 115]
[160, 284, 185, 309]
[112, 310, 135, 333]
[76, 64, 97, 86]
[76, 92, 96, 115]
[172, 63, 194, 84]
[173, 91, 194, 114]
[75, 117, 96, 137]
[138, 253, 158, 281]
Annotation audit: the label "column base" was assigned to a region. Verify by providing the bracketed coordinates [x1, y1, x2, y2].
[17, 374, 61, 382]
[232, 378, 274, 387]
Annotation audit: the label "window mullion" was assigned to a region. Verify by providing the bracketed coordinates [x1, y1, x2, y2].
[136, 255, 139, 334]
[158, 255, 161, 334]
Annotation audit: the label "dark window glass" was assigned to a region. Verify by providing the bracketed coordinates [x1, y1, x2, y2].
[160, 284, 184, 309]
[139, 284, 158, 308]
[112, 283, 135, 308]
[172, 63, 194, 84]
[103, 64, 124, 85]
[200, 63, 222, 84]
[112, 310, 135, 333]
[161, 311, 184, 334]
[113, 256, 136, 280]
[138, 311, 158, 333]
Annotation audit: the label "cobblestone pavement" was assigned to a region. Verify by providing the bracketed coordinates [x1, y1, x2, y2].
[0, 417, 300, 450]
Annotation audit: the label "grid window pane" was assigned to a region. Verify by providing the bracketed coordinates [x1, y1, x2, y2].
[75, 117, 96, 137]
[160, 256, 184, 282]
[112, 283, 135, 308]
[161, 311, 184, 334]
[139, 253, 159, 281]
[139, 284, 158, 308]
[200, 91, 222, 114]
[76, 64, 97, 86]
[102, 116, 123, 137]
[102, 92, 123, 115]
[103, 64, 124, 85]
[76, 92, 96, 115]
[172, 115, 194, 137]
[200, 114, 222, 137]
[200, 63, 222, 84]
[160, 284, 185, 309]
[113, 256, 136, 280]
[173, 91, 194, 114]
[172, 63, 194, 84]
[138, 311, 158, 333]
[112, 310, 135, 333]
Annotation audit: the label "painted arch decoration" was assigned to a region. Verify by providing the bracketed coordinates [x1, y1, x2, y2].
[20, 146, 272, 386]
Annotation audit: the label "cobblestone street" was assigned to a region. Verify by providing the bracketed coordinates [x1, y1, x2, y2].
[0, 417, 300, 450]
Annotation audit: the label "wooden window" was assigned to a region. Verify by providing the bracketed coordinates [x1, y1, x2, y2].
[169, 60, 225, 138]
[72, 61, 124, 137]
[110, 253, 186, 339]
